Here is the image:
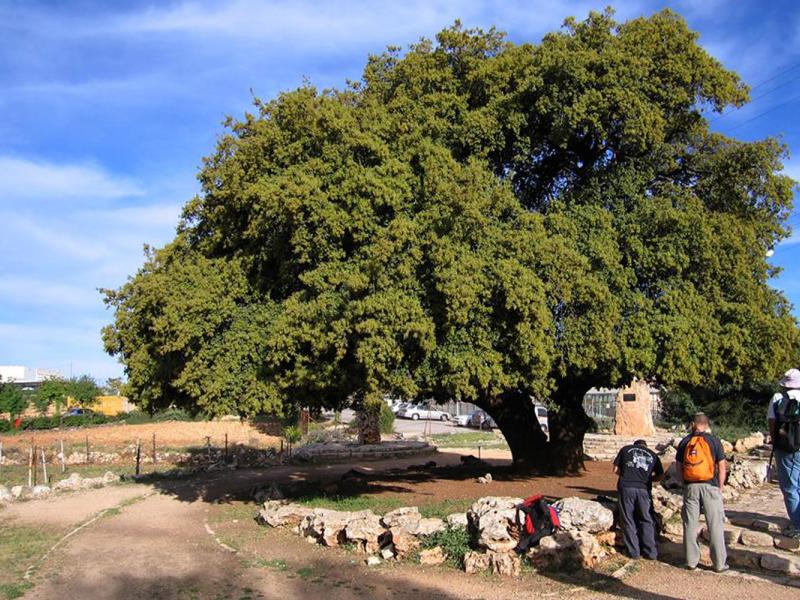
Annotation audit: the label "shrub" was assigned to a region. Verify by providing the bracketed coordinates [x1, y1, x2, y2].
[378, 402, 395, 434]
[660, 389, 697, 426]
[419, 526, 471, 568]
[0, 419, 11, 432]
[283, 425, 303, 445]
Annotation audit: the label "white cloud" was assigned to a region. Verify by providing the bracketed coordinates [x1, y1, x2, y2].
[0, 276, 102, 308]
[0, 156, 143, 201]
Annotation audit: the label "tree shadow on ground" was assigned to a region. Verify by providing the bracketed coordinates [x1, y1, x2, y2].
[139, 447, 615, 507]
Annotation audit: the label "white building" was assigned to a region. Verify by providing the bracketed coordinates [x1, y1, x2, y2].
[0, 365, 62, 384]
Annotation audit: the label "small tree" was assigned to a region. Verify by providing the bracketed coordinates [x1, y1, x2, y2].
[0, 380, 29, 419]
[66, 375, 100, 408]
[34, 379, 67, 414]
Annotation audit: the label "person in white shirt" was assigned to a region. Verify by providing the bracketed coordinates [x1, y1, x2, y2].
[768, 369, 800, 537]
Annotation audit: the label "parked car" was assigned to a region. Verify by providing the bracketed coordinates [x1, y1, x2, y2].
[64, 407, 94, 417]
[391, 401, 412, 414]
[535, 404, 549, 433]
[454, 413, 472, 427]
[397, 404, 452, 421]
[468, 410, 497, 430]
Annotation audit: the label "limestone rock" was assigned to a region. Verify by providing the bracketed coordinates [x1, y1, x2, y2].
[740, 530, 775, 547]
[613, 379, 655, 436]
[477, 473, 493, 484]
[366, 556, 381, 567]
[380, 546, 395, 560]
[0, 485, 12, 503]
[344, 511, 387, 554]
[721, 439, 734, 455]
[554, 497, 613, 533]
[419, 546, 446, 565]
[30, 485, 51, 498]
[80, 477, 105, 489]
[761, 552, 800, 575]
[300, 509, 355, 546]
[529, 531, 606, 569]
[382, 507, 421, 531]
[415, 517, 446, 537]
[54, 473, 83, 491]
[752, 519, 782, 533]
[489, 552, 521, 576]
[775, 536, 800, 552]
[389, 527, 420, 558]
[257, 501, 314, 528]
[467, 496, 522, 552]
[102, 471, 120, 484]
[733, 433, 764, 455]
[446, 512, 468, 529]
[10, 486, 23, 499]
[463, 551, 491, 574]
[662, 519, 683, 538]
[659, 446, 677, 462]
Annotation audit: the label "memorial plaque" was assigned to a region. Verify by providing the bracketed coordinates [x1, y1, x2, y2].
[623, 393, 636, 402]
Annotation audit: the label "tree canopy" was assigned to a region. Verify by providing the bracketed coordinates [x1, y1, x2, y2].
[103, 9, 799, 470]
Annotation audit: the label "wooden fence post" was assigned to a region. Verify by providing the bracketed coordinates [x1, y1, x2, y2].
[152, 433, 157, 466]
[60, 439, 65, 473]
[224, 433, 228, 463]
[41, 448, 47, 485]
[135, 438, 141, 476]
[28, 446, 33, 488]
[32, 445, 38, 487]
[205, 436, 211, 463]
[85, 435, 90, 463]
[0, 440, 3, 472]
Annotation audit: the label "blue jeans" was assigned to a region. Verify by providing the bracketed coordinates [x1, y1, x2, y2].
[776, 449, 800, 529]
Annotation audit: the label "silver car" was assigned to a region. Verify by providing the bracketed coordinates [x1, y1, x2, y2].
[397, 404, 451, 421]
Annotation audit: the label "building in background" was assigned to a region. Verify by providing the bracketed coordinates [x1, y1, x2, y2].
[583, 385, 663, 422]
[0, 365, 62, 391]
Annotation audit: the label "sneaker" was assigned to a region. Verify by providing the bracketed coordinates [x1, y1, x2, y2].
[687, 565, 697, 571]
[714, 565, 730, 574]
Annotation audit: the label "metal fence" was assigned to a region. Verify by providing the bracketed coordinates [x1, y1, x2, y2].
[582, 387, 663, 420]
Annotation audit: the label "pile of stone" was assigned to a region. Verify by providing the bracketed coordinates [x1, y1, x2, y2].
[0, 470, 120, 504]
[257, 500, 449, 562]
[257, 494, 617, 576]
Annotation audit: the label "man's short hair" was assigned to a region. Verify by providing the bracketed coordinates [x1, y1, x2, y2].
[633, 439, 648, 447]
[693, 413, 710, 427]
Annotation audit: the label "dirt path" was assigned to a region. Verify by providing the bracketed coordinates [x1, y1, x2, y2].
[7, 453, 800, 599]
[1, 485, 149, 527]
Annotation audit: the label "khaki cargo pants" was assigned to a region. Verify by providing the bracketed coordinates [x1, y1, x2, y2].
[682, 482, 727, 570]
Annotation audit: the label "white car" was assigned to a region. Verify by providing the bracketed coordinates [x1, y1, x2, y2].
[535, 404, 549, 433]
[391, 401, 412, 414]
[397, 404, 451, 421]
[454, 414, 472, 427]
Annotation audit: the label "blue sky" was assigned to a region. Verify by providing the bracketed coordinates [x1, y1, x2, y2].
[1, 0, 799, 383]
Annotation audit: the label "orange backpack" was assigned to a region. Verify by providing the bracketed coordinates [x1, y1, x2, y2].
[682, 435, 715, 482]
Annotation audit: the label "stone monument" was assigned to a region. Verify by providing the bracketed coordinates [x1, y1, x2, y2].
[613, 379, 655, 437]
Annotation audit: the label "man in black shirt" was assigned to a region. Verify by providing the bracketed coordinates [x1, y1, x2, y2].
[614, 439, 664, 560]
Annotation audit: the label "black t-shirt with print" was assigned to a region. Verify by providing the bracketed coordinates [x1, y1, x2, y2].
[614, 445, 664, 490]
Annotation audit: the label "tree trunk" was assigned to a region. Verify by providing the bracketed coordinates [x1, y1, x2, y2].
[479, 390, 549, 472]
[356, 398, 382, 445]
[548, 382, 593, 474]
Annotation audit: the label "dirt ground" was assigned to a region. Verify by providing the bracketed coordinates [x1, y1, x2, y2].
[4, 450, 800, 599]
[0, 420, 281, 451]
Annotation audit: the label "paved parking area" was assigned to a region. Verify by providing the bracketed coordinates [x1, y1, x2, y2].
[339, 409, 471, 436]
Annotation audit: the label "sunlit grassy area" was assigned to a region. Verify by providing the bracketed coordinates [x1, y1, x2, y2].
[429, 431, 509, 450]
[0, 520, 64, 599]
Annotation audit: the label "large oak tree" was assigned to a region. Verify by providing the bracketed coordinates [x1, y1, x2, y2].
[103, 10, 799, 471]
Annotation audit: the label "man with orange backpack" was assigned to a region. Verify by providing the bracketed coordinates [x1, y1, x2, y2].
[675, 413, 728, 573]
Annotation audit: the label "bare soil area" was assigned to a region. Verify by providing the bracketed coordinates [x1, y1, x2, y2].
[0, 420, 281, 451]
[4, 450, 800, 599]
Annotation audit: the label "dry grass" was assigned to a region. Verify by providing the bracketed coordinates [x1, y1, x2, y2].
[0, 420, 281, 451]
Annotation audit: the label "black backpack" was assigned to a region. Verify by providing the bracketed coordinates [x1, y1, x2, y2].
[775, 392, 800, 453]
[514, 494, 560, 553]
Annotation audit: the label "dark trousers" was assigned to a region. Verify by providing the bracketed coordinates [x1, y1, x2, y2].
[618, 486, 658, 559]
